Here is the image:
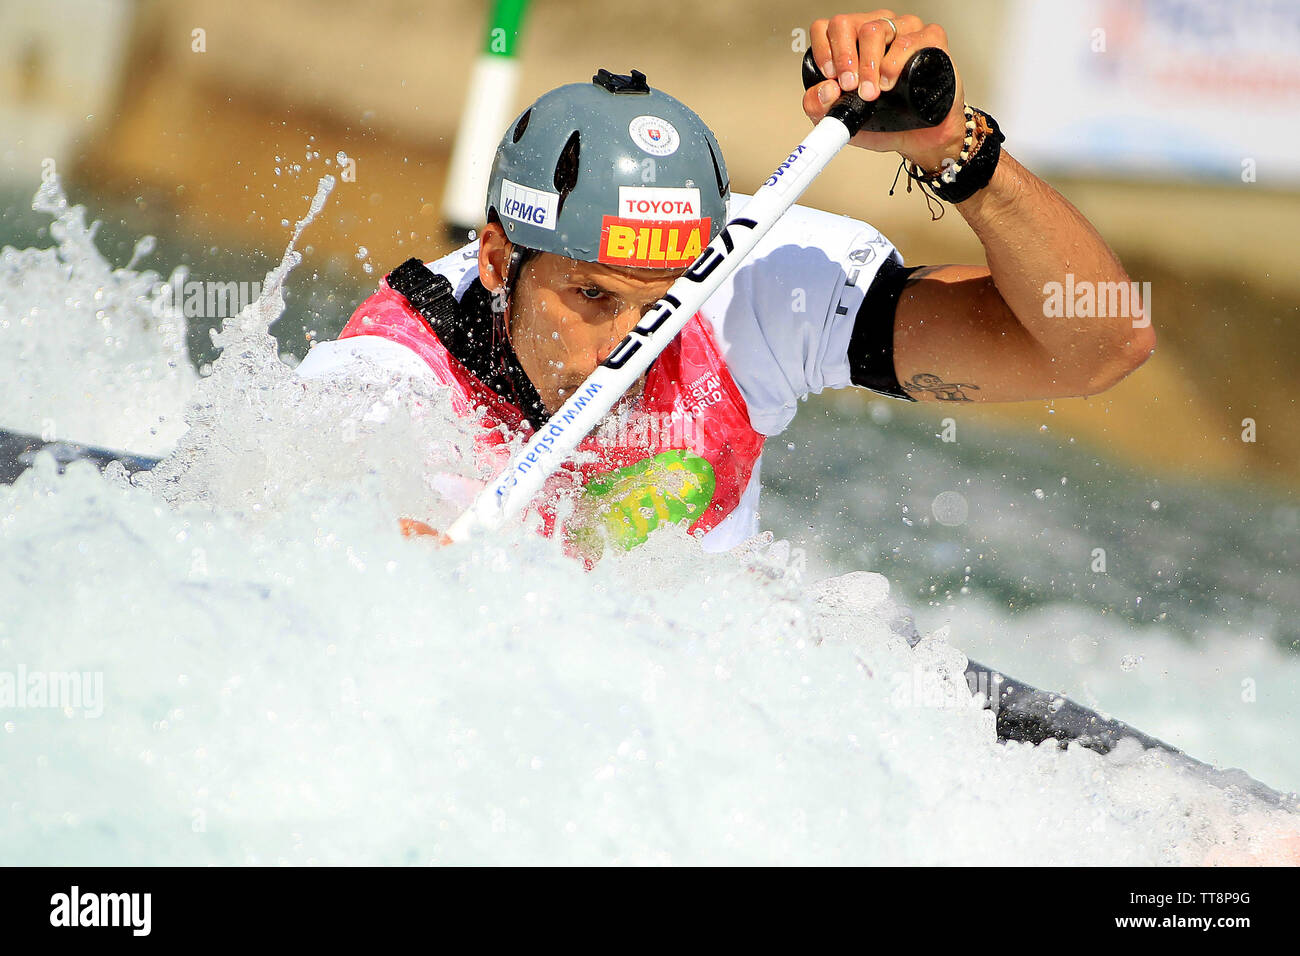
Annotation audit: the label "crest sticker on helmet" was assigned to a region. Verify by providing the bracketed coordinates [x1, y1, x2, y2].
[628, 115, 680, 157]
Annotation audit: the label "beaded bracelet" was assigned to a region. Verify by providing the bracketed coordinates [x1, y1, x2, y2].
[898, 106, 1005, 207]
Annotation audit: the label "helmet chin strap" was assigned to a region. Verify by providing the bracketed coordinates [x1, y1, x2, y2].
[503, 245, 528, 300]
[490, 243, 544, 413]
[497, 243, 540, 343]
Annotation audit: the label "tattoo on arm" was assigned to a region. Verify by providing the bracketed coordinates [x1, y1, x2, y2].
[901, 372, 981, 402]
[902, 265, 942, 287]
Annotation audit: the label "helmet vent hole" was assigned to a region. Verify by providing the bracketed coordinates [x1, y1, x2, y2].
[512, 109, 532, 143]
[707, 139, 728, 198]
[553, 130, 581, 211]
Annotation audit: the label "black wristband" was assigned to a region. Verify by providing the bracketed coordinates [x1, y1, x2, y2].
[914, 108, 1005, 205]
[847, 258, 923, 401]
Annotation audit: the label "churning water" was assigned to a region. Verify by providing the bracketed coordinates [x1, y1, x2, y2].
[0, 175, 1296, 864]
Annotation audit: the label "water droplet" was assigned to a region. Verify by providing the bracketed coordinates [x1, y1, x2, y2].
[931, 491, 968, 526]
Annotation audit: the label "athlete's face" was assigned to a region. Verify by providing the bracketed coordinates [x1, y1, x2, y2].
[510, 253, 683, 413]
[480, 225, 683, 415]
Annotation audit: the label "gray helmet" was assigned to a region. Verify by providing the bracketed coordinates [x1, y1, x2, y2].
[486, 69, 729, 270]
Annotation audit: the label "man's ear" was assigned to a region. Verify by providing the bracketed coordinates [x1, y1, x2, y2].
[478, 221, 511, 295]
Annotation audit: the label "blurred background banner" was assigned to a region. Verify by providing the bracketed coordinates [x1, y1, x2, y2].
[998, 0, 1300, 182]
[0, 0, 133, 185]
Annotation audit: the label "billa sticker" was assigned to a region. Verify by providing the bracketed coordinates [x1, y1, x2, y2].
[598, 216, 710, 267]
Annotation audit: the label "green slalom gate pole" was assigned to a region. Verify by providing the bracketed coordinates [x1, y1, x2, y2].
[441, 0, 532, 240]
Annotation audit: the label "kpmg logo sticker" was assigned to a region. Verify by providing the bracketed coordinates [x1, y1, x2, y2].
[499, 178, 559, 230]
[628, 115, 680, 157]
[617, 186, 701, 220]
[764, 144, 818, 196]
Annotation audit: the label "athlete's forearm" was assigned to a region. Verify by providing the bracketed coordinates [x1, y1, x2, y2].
[952, 150, 1156, 389]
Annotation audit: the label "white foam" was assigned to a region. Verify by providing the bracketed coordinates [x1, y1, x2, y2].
[0, 174, 195, 454]
[0, 177, 1295, 865]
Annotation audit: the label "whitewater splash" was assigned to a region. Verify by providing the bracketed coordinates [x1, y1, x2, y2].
[0, 176, 1296, 864]
[0, 175, 196, 456]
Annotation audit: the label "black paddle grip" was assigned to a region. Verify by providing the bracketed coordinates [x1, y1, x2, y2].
[801, 46, 956, 136]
